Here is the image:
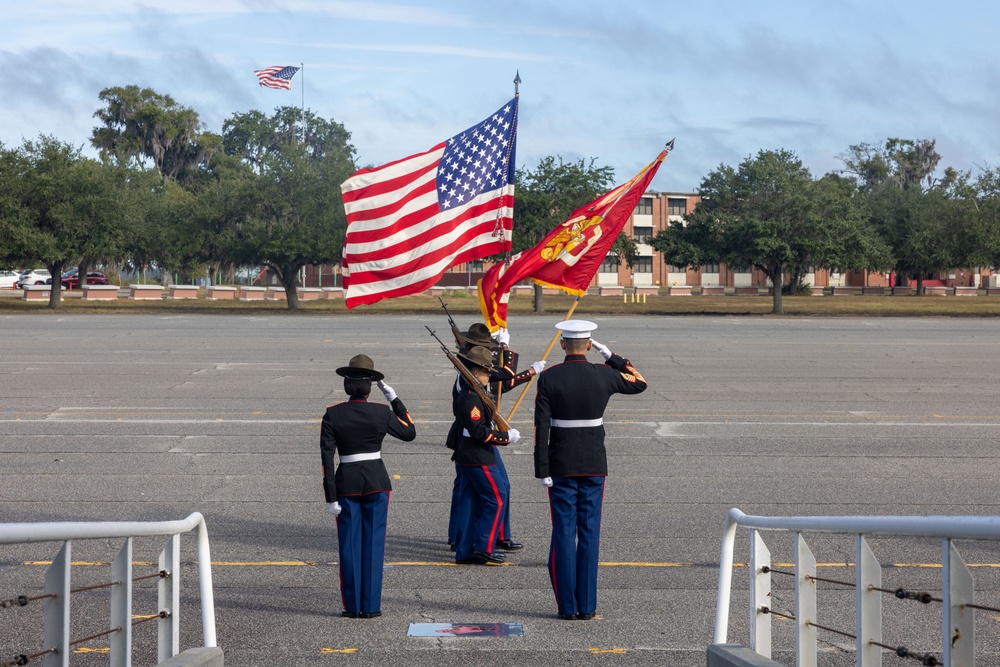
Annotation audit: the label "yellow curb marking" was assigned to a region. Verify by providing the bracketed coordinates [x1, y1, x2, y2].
[321, 648, 358, 654]
[588, 648, 627, 654]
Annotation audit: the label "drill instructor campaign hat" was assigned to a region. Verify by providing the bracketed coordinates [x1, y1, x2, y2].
[458, 322, 493, 348]
[555, 319, 598, 339]
[457, 345, 495, 371]
[335, 354, 385, 381]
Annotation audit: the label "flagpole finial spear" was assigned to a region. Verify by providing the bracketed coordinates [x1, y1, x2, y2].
[665, 138, 675, 152]
[514, 70, 521, 96]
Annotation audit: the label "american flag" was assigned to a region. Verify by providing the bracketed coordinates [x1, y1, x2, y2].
[340, 98, 518, 309]
[253, 65, 300, 90]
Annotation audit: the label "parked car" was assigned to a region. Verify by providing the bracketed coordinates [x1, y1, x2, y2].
[16, 269, 51, 288]
[59, 270, 110, 290]
[0, 270, 21, 289]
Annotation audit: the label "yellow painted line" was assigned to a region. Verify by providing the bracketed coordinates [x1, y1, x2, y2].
[600, 562, 692, 567]
[321, 648, 358, 654]
[73, 648, 110, 653]
[588, 648, 627, 654]
[132, 614, 158, 619]
[393, 474, 401, 479]
[24, 561, 107, 566]
[211, 561, 317, 566]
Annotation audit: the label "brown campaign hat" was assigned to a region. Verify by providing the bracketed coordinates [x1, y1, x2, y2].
[457, 345, 494, 371]
[335, 354, 385, 381]
[459, 322, 493, 348]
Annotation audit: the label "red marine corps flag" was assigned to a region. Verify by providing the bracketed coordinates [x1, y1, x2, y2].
[478, 143, 672, 330]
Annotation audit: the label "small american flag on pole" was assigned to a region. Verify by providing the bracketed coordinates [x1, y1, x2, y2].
[340, 98, 518, 309]
[253, 65, 300, 90]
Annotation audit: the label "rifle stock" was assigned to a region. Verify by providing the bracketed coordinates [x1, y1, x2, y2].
[426, 326, 512, 432]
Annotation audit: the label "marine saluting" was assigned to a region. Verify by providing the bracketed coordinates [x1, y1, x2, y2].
[320, 354, 416, 619]
[533, 320, 647, 620]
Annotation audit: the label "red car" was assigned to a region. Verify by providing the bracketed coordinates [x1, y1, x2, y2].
[60, 270, 110, 290]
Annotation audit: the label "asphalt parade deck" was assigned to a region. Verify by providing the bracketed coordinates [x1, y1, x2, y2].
[2, 315, 1000, 666]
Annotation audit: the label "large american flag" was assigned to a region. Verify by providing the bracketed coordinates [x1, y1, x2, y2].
[340, 98, 518, 308]
[253, 65, 300, 90]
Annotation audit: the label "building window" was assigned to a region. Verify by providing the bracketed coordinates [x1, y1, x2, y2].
[634, 256, 653, 273]
[668, 197, 686, 216]
[633, 226, 653, 242]
[700, 261, 720, 273]
[667, 263, 686, 273]
[468, 260, 483, 272]
[635, 197, 653, 216]
[600, 255, 620, 273]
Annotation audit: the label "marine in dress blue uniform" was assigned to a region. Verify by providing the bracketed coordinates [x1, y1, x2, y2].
[450, 345, 522, 564]
[321, 354, 416, 618]
[533, 320, 647, 620]
[447, 324, 544, 552]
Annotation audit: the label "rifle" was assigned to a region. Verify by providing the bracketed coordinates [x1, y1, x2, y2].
[438, 296, 463, 347]
[426, 325, 512, 432]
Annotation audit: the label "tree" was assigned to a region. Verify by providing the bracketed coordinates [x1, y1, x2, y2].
[92, 85, 222, 183]
[0, 136, 127, 308]
[224, 107, 356, 308]
[513, 156, 616, 312]
[841, 138, 969, 291]
[655, 149, 889, 314]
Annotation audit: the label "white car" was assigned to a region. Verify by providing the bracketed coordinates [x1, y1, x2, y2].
[16, 269, 51, 288]
[0, 270, 20, 289]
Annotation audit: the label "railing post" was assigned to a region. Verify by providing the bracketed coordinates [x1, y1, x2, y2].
[796, 533, 817, 667]
[942, 539, 974, 667]
[158, 533, 180, 662]
[196, 517, 218, 647]
[856, 535, 882, 667]
[713, 509, 740, 644]
[110, 537, 133, 667]
[750, 530, 771, 657]
[43, 541, 71, 667]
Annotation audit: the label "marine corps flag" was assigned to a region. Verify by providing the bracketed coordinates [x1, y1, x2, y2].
[478, 147, 670, 330]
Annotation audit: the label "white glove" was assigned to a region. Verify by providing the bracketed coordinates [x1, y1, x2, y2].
[539, 477, 554, 488]
[328, 502, 342, 516]
[530, 360, 546, 374]
[492, 328, 510, 346]
[590, 339, 612, 361]
[376, 380, 396, 402]
[505, 428, 520, 444]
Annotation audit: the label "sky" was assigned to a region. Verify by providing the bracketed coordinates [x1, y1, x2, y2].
[3, 0, 1000, 193]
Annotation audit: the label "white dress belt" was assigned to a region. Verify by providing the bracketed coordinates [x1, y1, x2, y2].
[339, 451, 381, 463]
[550, 418, 603, 428]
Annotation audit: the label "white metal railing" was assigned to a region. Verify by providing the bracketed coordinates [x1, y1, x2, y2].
[0, 512, 216, 666]
[714, 508, 1000, 667]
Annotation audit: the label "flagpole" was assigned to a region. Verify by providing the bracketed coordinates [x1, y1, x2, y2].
[301, 62, 306, 144]
[504, 296, 581, 423]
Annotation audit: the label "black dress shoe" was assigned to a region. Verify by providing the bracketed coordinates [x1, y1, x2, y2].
[576, 613, 595, 620]
[341, 611, 360, 618]
[360, 611, 382, 619]
[495, 539, 524, 550]
[472, 551, 506, 564]
[557, 614, 576, 620]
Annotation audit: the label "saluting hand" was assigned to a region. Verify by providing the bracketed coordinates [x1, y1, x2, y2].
[590, 339, 613, 361]
[328, 502, 342, 516]
[376, 380, 397, 402]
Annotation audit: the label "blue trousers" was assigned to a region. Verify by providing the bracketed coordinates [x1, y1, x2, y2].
[455, 464, 505, 561]
[337, 491, 389, 615]
[450, 448, 513, 544]
[547, 476, 605, 617]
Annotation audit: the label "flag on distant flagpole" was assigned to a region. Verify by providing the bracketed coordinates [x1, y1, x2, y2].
[254, 65, 300, 90]
[478, 147, 670, 331]
[340, 98, 518, 309]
